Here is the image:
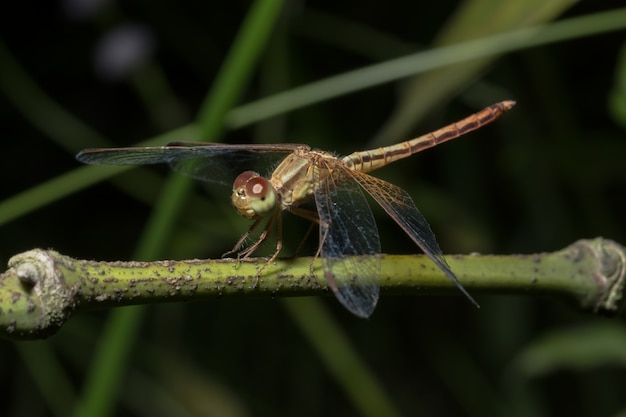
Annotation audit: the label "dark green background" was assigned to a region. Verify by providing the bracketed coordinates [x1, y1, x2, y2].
[1, 1, 626, 417]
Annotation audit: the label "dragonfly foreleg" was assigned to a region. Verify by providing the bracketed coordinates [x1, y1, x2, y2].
[222, 216, 265, 259]
[222, 209, 283, 288]
[247, 210, 283, 288]
[237, 212, 277, 259]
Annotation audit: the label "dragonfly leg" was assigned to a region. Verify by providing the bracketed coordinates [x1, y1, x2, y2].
[290, 206, 327, 285]
[237, 212, 277, 260]
[226, 209, 282, 288]
[294, 224, 327, 290]
[294, 222, 316, 256]
[289, 207, 320, 256]
[289, 207, 320, 223]
[246, 210, 282, 288]
[222, 216, 265, 259]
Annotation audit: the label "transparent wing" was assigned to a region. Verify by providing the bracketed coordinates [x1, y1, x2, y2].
[314, 166, 380, 318]
[76, 142, 304, 186]
[351, 171, 479, 307]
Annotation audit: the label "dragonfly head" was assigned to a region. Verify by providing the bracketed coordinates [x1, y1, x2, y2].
[231, 171, 277, 219]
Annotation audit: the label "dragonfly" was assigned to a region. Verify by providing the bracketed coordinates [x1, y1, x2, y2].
[77, 100, 515, 318]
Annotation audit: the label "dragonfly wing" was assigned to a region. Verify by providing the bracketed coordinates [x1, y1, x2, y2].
[76, 143, 300, 186]
[77, 145, 193, 165]
[314, 168, 381, 318]
[351, 172, 479, 307]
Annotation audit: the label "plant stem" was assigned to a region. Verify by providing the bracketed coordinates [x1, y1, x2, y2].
[1, 238, 623, 340]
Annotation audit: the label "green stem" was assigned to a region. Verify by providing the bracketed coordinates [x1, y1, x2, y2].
[70, 2, 285, 417]
[1, 238, 623, 341]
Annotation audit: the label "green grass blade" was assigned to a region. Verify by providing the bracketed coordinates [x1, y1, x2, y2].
[284, 298, 402, 417]
[227, 8, 626, 131]
[71, 2, 285, 417]
[16, 342, 77, 417]
[0, 40, 109, 151]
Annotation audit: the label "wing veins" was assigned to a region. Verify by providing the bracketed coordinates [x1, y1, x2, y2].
[314, 165, 380, 318]
[350, 171, 479, 307]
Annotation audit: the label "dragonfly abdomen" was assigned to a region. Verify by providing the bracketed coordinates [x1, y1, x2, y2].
[342, 146, 412, 174]
[342, 101, 515, 175]
[403, 100, 515, 156]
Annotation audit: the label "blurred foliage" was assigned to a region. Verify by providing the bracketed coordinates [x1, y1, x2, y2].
[1, 1, 626, 417]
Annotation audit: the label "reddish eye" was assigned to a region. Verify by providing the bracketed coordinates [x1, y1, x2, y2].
[233, 171, 259, 190]
[246, 177, 270, 198]
[231, 170, 276, 217]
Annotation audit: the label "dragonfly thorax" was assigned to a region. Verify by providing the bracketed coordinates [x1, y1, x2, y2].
[231, 171, 278, 219]
[269, 150, 334, 210]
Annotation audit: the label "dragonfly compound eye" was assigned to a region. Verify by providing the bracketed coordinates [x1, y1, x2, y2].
[246, 177, 276, 216]
[233, 170, 258, 191]
[231, 171, 276, 219]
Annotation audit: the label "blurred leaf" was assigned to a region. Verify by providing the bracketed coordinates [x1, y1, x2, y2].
[157, 356, 249, 417]
[507, 323, 626, 380]
[609, 41, 626, 129]
[371, 0, 576, 145]
[71, 1, 286, 417]
[16, 342, 76, 417]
